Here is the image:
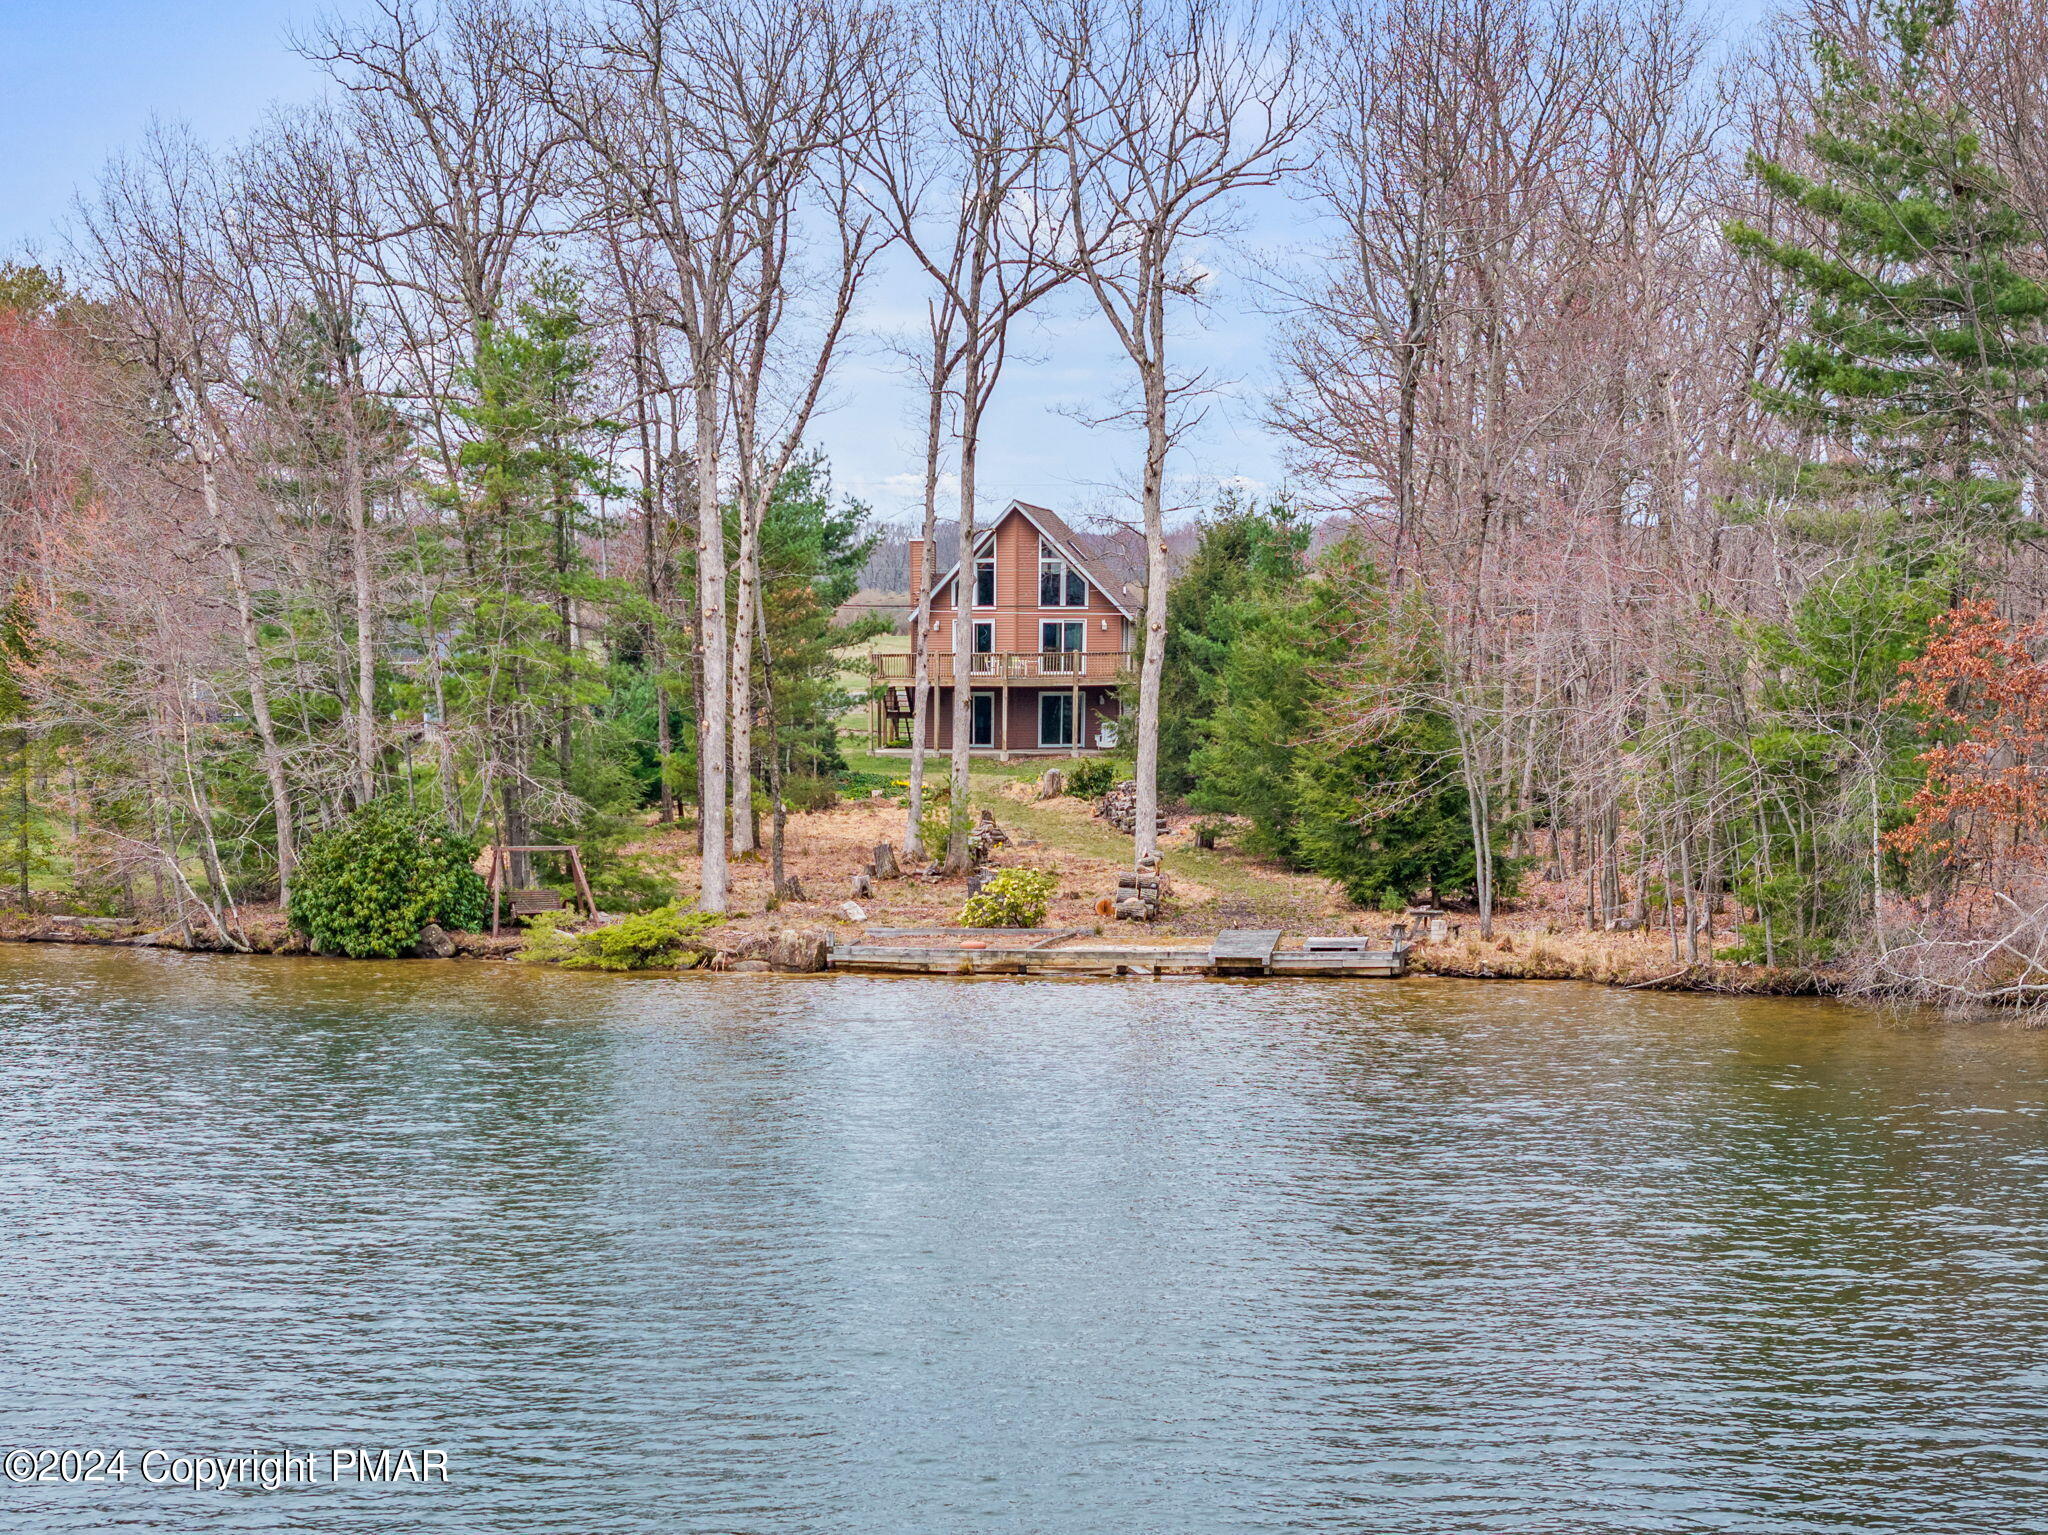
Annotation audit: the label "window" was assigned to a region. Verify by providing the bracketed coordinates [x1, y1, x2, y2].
[1038, 691, 1075, 748]
[971, 621, 997, 672]
[970, 692, 996, 748]
[974, 540, 996, 606]
[1038, 540, 1087, 607]
[1040, 621, 1082, 673]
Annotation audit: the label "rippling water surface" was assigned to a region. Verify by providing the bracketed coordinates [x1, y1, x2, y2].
[3, 944, 2047, 1532]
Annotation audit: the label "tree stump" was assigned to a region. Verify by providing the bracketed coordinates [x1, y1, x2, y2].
[1039, 768, 1064, 799]
[850, 872, 872, 899]
[872, 842, 901, 880]
[968, 809, 1010, 864]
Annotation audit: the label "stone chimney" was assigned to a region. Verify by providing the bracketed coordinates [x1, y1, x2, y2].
[907, 538, 926, 604]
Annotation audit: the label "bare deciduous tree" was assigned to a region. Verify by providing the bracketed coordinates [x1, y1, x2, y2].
[1045, 0, 1312, 865]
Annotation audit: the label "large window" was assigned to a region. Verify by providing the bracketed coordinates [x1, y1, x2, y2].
[1038, 691, 1076, 748]
[1038, 540, 1087, 607]
[971, 692, 996, 748]
[1040, 621, 1082, 673]
[973, 540, 996, 606]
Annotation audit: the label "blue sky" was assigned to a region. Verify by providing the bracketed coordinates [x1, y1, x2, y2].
[0, 0, 1777, 528]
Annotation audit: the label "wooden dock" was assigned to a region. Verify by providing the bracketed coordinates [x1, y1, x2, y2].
[827, 929, 1409, 979]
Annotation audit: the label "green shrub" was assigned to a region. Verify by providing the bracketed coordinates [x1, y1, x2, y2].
[838, 768, 895, 797]
[961, 866, 1059, 927]
[780, 773, 839, 813]
[1065, 758, 1120, 798]
[516, 910, 583, 964]
[588, 854, 677, 914]
[517, 902, 724, 971]
[916, 804, 966, 865]
[287, 797, 490, 959]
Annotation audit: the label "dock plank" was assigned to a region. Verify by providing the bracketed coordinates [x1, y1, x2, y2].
[1269, 951, 1407, 977]
[825, 937, 1409, 979]
[1212, 929, 1282, 971]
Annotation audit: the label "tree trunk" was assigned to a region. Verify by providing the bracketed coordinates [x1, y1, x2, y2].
[199, 456, 296, 905]
[907, 327, 948, 856]
[1132, 340, 1170, 866]
[945, 355, 985, 876]
[730, 493, 761, 857]
[343, 417, 377, 807]
[694, 375, 730, 912]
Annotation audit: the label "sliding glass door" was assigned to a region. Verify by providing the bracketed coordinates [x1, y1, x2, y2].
[1038, 691, 1075, 748]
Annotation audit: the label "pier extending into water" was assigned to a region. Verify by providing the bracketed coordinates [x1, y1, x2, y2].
[828, 928, 1409, 979]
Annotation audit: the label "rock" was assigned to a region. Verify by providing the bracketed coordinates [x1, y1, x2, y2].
[770, 927, 830, 973]
[872, 842, 901, 880]
[1113, 897, 1155, 921]
[413, 923, 458, 958]
[966, 868, 989, 898]
[841, 900, 867, 923]
[728, 959, 772, 973]
[732, 931, 779, 961]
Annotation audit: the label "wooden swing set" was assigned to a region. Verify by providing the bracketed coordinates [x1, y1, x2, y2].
[485, 844, 599, 936]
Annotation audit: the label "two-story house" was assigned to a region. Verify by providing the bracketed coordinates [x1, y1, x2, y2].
[870, 500, 1134, 756]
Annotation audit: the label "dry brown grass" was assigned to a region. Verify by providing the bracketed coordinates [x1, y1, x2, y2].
[1414, 927, 1827, 994]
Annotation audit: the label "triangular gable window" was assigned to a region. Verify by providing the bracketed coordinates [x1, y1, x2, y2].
[1038, 539, 1087, 607]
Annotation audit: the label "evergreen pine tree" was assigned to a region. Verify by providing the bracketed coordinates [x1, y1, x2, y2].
[1154, 496, 1313, 796]
[1726, 0, 2048, 537]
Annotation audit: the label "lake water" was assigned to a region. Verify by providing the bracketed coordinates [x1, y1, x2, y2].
[3, 944, 2046, 1533]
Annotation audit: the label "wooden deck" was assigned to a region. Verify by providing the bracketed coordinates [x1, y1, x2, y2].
[1212, 929, 1283, 974]
[828, 932, 1409, 979]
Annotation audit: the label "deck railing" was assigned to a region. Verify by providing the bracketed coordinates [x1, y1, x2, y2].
[872, 648, 1131, 684]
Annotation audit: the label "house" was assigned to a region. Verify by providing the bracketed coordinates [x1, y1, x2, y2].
[869, 500, 1134, 756]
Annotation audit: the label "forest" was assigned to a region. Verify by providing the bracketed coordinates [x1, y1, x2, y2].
[5, 0, 2048, 1004]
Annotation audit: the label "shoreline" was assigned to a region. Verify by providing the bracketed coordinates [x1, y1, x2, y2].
[0, 912, 1832, 995]
[1412, 937, 1832, 996]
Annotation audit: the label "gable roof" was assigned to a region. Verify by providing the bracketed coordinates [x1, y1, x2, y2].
[928, 500, 1138, 620]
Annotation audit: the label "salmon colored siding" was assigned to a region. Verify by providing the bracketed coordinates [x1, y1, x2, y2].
[923, 507, 1131, 657]
[881, 502, 1127, 754]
